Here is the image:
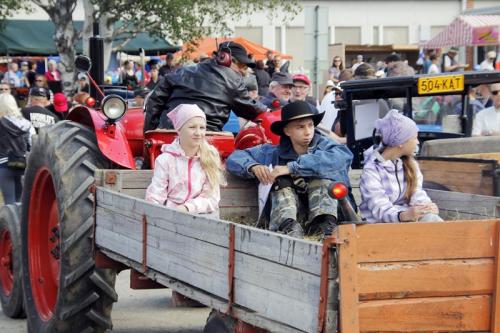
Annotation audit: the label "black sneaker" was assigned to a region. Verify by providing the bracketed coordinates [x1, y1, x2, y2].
[309, 215, 337, 237]
[278, 218, 304, 238]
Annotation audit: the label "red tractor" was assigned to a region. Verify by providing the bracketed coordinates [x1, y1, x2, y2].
[0, 54, 281, 332]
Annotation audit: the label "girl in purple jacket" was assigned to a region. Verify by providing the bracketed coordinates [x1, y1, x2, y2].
[359, 110, 442, 223]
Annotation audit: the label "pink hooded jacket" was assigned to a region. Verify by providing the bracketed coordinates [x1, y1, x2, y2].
[145, 139, 220, 214]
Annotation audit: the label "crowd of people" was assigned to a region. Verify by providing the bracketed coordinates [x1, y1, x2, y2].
[1, 41, 498, 240]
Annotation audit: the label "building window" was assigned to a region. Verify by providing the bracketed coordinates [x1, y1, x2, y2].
[335, 27, 361, 44]
[234, 27, 263, 44]
[275, 27, 282, 52]
[383, 26, 409, 45]
[430, 26, 445, 38]
[373, 26, 379, 45]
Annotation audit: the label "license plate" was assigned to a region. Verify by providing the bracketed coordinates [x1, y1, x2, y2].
[418, 75, 464, 95]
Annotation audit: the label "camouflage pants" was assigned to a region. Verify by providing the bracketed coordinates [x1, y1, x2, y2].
[269, 178, 338, 230]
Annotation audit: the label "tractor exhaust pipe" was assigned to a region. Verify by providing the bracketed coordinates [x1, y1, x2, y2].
[89, 22, 104, 102]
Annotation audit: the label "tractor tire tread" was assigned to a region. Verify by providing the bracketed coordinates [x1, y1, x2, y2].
[89, 271, 118, 302]
[86, 308, 113, 330]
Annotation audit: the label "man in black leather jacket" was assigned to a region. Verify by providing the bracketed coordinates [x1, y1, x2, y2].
[144, 42, 267, 132]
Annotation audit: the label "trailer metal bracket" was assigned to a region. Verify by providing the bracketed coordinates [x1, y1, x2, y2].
[94, 250, 127, 272]
[104, 171, 117, 185]
[142, 214, 148, 273]
[317, 235, 338, 333]
[227, 224, 236, 316]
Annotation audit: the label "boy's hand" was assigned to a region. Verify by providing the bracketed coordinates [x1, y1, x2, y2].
[250, 165, 274, 185]
[271, 165, 290, 178]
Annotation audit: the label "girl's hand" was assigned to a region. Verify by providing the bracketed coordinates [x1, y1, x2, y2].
[418, 202, 439, 215]
[177, 205, 189, 213]
[401, 203, 439, 222]
[399, 207, 419, 222]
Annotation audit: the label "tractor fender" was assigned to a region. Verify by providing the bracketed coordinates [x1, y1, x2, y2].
[66, 106, 136, 169]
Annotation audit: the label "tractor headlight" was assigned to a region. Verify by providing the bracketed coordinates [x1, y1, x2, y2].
[102, 95, 127, 121]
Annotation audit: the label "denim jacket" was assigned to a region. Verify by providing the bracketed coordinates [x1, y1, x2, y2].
[226, 132, 353, 186]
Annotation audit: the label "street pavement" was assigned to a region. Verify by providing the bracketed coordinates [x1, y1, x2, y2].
[0, 271, 210, 332]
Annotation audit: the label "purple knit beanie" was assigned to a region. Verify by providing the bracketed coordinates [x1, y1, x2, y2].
[375, 109, 418, 146]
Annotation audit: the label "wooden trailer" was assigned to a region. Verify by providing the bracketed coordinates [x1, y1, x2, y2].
[92, 169, 500, 332]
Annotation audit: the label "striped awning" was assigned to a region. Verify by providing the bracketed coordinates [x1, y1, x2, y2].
[423, 15, 500, 48]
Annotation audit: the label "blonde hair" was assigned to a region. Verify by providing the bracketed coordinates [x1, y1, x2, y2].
[198, 140, 226, 191]
[402, 156, 418, 202]
[0, 94, 22, 118]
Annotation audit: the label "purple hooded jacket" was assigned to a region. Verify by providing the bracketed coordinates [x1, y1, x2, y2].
[359, 146, 431, 223]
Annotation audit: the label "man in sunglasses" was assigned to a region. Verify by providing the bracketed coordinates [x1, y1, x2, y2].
[472, 83, 500, 136]
[145, 41, 266, 132]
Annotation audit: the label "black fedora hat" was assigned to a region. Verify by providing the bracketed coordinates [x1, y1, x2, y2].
[271, 101, 324, 136]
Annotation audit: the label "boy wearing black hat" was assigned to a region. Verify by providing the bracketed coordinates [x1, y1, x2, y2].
[227, 101, 353, 238]
[22, 87, 61, 133]
[145, 41, 266, 133]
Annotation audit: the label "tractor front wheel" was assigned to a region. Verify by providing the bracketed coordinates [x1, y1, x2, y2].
[21, 121, 117, 332]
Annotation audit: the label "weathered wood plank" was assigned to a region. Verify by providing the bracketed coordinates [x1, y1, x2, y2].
[358, 295, 491, 332]
[452, 152, 500, 162]
[493, 227, 500, 333]
[337, 224, 360, 332]
[358, 258, 495, 300]
[419, 159, 494, 195]
[96, 169, 256, 190]
[355, 221, 498, 263]
[439, 210, 497, 221]
[96, 212, 321, 332]
[97, 206, 322, 302]
[96, 187, 323, 275]
[427, 189, 500, 218]
[96, 206, 323, 305]
[100, 249, 305, 333]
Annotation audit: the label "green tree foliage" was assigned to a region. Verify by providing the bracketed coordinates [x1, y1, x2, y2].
[92, 0, 300, 47]
[0, 0, 31, 27]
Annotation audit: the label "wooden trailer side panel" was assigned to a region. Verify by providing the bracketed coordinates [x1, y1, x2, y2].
[337, 221, 500, 332]
[427, 189, 500, 220]
[94, 170, 259, 223]
[94, 187, 337, 333]
[418, 158, 496, 196]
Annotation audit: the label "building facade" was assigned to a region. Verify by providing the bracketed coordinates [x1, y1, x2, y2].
[227, 0, 499, 71]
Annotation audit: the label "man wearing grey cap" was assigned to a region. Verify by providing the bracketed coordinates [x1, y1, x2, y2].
[260, 72, 294, 108]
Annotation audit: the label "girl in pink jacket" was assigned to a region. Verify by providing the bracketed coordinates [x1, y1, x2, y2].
[145, 104, 225, 216]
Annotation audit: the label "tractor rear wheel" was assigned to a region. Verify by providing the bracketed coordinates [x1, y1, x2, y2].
[0, 203, 25, 318]
[21, 121, 117, 332]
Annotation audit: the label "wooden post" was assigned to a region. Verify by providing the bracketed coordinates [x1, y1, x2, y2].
[492, 225, 500, 333]
[337, 224, 359, 332]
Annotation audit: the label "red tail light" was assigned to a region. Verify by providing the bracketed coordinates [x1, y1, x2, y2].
[329, 182, 348, 200]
